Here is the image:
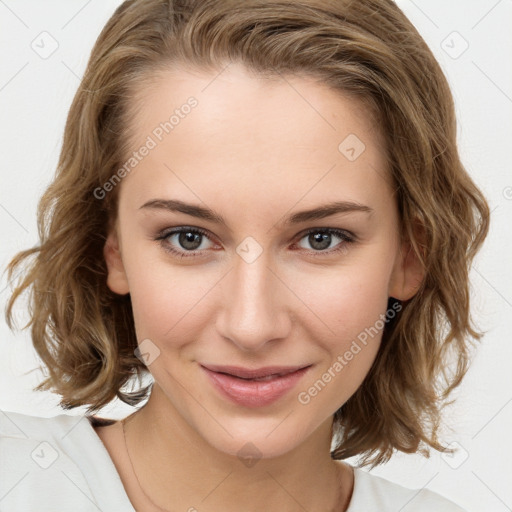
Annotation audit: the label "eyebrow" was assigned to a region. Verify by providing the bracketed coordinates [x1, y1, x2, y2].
[139, 198, 373, 226]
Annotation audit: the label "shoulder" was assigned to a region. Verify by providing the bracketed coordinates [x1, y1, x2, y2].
[0, 409, 111, 457]
[0, 409, 134, 512]
[347, 466, 466, 512]
[0, 409, 92, 439]
[0, 409, 115, 442]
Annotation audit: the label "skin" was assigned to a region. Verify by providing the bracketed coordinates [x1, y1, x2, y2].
[98, 62, 424, 512]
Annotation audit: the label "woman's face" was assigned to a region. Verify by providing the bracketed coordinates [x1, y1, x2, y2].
[104, 62, 421, 459]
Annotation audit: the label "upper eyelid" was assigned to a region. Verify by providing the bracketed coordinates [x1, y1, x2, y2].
[295, 226, 355, 238]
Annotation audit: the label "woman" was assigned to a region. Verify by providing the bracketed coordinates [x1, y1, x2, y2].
[2, 0, 489, 510]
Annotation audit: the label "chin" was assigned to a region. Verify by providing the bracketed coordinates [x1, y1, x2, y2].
[196, 416, 313, 463]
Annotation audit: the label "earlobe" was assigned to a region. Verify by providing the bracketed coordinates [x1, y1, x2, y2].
[103, 227, 130, 295]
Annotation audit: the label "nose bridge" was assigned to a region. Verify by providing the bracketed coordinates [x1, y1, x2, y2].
[216, 245, 289, 351]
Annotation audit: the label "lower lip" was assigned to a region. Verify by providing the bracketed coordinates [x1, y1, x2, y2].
[201, 365, 311, 408]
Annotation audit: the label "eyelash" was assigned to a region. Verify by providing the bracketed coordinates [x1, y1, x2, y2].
[154, 226, 356, 259]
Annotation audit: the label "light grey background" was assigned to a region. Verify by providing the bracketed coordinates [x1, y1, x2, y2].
[1, 1, 511, 510]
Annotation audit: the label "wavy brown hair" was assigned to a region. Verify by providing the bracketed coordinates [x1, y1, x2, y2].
[4, 0, 489, 468]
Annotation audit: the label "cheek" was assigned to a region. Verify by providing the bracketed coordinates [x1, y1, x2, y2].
[123, 250, 218, 343]
[294, 260, 392, 338]
[292, 280, 389, 415]
[293, 264, 391, 391]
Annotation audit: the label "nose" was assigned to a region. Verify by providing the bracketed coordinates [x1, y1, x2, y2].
[215, 249, 291, 352]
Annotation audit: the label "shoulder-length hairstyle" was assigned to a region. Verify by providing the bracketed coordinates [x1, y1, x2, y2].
[4, 0, 489, 468]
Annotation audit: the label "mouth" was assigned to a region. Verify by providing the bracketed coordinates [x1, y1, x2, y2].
[200, 364, 311, 380]
[200, 363, 313, 407]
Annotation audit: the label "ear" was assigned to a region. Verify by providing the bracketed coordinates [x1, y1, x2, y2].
[103, 223, 130, 295]
[388, 225, 426, 301]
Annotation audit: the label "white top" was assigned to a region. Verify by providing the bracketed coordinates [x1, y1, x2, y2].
[0, 411, 466, 511]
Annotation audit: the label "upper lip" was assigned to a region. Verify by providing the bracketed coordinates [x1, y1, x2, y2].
[201, 364, 310, 379]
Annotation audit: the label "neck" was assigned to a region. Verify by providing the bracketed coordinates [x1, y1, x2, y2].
[123, 384, 353, 512]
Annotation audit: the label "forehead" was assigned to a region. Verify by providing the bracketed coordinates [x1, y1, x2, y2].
[129, 62, 383, 148]
[119, 62, 392, 214]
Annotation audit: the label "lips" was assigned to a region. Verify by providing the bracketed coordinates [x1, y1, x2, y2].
[200, 364, 309, 380]
[200, 363, 312, 407]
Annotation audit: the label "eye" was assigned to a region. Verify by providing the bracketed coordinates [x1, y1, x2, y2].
[155, 226, 217, 258]
[294, 228, 355, 257]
